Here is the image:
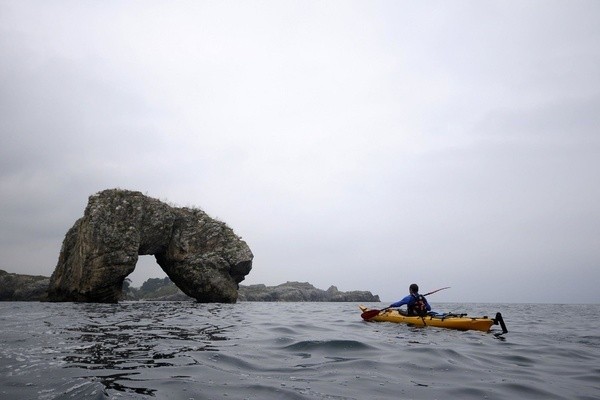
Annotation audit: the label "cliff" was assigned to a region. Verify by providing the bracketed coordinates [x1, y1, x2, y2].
[0, 270, 49, 301]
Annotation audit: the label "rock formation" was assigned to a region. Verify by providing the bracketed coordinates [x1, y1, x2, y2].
[0, 270, 49, 301]
[47, 189, 253, 303]
[238, 281, 380, 302]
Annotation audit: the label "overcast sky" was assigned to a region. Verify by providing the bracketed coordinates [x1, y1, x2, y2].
[1, 1, 599, 304]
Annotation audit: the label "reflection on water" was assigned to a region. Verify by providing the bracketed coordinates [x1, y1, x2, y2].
[62, 302, 231, 396]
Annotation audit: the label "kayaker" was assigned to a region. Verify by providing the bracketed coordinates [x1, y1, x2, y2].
[389, 283, 431, 316]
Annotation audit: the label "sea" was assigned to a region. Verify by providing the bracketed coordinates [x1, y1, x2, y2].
[1, 302, 598, 400]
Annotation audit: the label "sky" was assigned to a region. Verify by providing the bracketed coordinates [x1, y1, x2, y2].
[1, 1, 599, 304]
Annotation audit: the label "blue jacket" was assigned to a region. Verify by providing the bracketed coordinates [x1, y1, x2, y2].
[390, 294, 431, 312]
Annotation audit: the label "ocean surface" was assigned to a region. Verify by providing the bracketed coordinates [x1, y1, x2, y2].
[1, 301, 598, 400]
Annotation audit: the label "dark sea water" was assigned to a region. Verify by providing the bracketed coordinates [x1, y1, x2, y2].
[1, 301, 599, 400]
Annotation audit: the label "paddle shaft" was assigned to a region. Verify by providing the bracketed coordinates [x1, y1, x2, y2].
[422, 286, 450, 297]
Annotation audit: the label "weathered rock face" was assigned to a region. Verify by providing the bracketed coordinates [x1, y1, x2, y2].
[47, 189, 253, 303]
[0, 270, 50, 301]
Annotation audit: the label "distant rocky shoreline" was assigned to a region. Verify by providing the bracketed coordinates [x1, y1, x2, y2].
[238, 282, 380, 302]
[0, 270, 50, 301]
[0, 270, 380, 302]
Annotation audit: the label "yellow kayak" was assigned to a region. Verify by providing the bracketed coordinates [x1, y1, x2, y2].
[359, 305, 507, 333]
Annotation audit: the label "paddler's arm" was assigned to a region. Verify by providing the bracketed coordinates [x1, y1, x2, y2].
[389, 294, 412, 308]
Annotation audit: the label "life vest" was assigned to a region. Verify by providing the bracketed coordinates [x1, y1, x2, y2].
[408, 294, 428, 316]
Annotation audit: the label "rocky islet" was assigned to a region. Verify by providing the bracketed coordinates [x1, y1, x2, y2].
[2, 189, 379, 303]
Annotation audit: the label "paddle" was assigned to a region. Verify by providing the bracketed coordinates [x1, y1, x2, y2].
[360, 307, 389, 320]
[360, 286, 451, 320]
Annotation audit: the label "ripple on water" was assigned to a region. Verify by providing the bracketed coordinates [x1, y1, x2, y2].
[283, 339, 374, 352]
[1, 302, 600, 400]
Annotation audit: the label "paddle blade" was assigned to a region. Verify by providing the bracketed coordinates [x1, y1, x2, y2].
[361, 309, 381, 320]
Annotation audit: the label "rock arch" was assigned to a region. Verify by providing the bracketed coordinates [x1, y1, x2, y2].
[47, 189, 253, 303]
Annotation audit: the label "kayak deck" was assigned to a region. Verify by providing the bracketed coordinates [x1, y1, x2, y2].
[359, 305, 507, 333]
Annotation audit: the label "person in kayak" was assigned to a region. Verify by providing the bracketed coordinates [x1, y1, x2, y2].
[389, 283, 431, 316]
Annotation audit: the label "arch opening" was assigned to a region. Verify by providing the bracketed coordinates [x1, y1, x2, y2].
[127, 255, 167, 289]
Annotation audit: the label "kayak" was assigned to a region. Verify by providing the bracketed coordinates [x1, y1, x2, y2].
[359, 305, 507, 334]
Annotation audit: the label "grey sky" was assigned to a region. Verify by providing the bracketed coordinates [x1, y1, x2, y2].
[1, 1, 599, 303]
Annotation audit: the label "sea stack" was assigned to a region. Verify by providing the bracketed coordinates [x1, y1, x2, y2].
[47, 189, 253, 303]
